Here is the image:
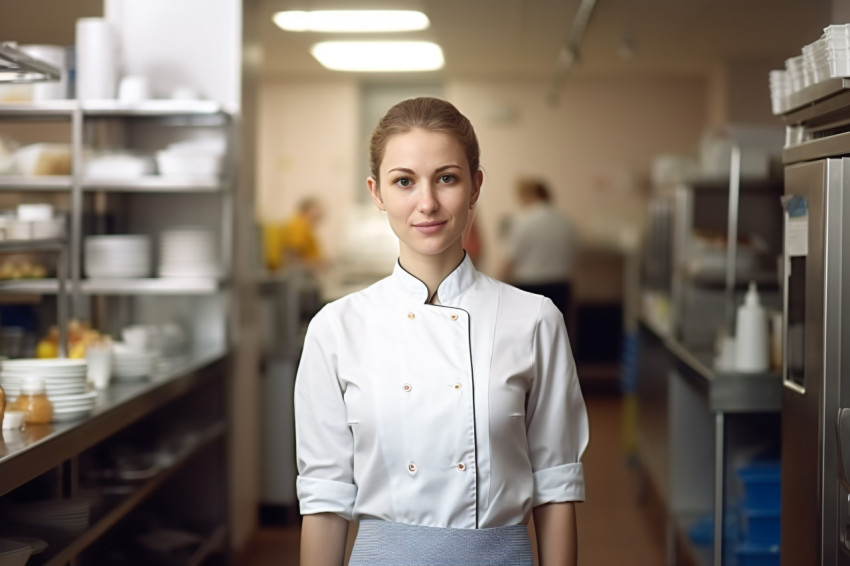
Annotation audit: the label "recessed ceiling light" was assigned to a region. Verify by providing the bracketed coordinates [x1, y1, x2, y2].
[310, 41, 444, 72]
[273, 10, 429, 33]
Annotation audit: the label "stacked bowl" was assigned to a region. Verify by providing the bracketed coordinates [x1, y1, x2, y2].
[84, 235, 151, 279]
[50, 390, 98, 422]
[158, 228, 218, 278]
[112, 342, 157, 382]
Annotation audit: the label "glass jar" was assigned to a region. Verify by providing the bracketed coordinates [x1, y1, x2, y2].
[9, 375, 52, 425]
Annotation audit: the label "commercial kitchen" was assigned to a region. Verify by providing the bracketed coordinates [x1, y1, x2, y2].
[0, 0, 848, 564]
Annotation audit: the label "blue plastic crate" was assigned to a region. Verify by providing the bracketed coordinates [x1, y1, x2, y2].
[737, 461, 781, 511]
[741, 508, 780, 545]
[736, 542, 780, 566]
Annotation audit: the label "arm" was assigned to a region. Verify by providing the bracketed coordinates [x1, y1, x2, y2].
[301, 513, 350, 566]
[533, 502, 578, 566]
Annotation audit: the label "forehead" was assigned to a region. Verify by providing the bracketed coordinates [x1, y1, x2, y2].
[381, 128, 466, 171]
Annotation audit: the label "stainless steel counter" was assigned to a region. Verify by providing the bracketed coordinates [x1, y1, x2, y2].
[0, 347, 228, 496]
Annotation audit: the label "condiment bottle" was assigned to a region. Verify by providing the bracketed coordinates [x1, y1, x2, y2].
[735, 281, 769, 373]
[9, 375, 53, 425]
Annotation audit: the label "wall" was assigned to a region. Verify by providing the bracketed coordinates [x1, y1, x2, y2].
[257, 76, 708, 291]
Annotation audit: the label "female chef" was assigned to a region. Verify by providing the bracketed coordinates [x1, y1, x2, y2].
[294, 97, 589, 565]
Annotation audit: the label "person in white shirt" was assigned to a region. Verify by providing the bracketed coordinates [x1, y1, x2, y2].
[295, 97, 588, 566]
[502, 179, 576, 334]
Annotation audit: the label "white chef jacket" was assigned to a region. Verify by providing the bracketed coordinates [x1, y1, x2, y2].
[294, 255, 588, 529]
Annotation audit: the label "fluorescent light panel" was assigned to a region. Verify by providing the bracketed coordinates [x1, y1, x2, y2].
[274, 10, 429, 33]
[311, 41, 444, 72]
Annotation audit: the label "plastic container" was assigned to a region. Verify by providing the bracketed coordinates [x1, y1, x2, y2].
[741, 508, 780, 545]
[735, 282, 769, 372]
[737, 461, 781, 511]
[735, 543, 780, 566]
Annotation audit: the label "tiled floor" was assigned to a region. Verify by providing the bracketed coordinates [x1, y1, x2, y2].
[238, 392, 666, 565]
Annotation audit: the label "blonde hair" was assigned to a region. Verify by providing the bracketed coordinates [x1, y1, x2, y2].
[369, 97, 480, 182]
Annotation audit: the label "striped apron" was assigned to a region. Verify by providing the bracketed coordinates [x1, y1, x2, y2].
[348, 520, 534, 565]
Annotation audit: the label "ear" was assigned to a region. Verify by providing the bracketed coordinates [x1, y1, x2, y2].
[367, 176, 386, 211]
[470, 169, 483, 207]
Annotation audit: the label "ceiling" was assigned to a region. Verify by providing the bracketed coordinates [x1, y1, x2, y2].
[0, 0, 833, 83]
[257, 0, 832, 81]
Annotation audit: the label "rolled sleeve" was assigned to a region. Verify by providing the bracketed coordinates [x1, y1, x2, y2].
[532, 462, 586, 505]
[297, 476, 357, 518]
[526, 298, 589, 504]
[294, 307, 357, 519]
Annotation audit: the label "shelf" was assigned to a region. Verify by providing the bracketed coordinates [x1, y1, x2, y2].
[0, 277, 222, 295]
[639, 317, 782, 414]
[80, 99, 224, 117]
[0, 101, 77, 118]
[679, 176, 783, 192]
[0, 347, 228, 496]
[0, 176, 72, 191]
[34, 422, 227, 566]
[82, 176, 223, 193]
[0, 238, 65, 253]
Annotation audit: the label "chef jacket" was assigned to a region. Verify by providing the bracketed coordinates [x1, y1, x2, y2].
[294, 254, 588, 529]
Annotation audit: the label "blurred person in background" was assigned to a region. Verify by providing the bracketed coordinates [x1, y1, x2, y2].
[502, 179, 576, 334]
[262, 196, 326, 272]
[294, 97, 587, 566]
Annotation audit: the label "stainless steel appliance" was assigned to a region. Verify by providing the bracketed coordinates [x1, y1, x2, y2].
[780, 78, 850, 565]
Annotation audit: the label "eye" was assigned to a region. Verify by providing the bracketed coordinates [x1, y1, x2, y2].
[439, 174, 457, 184]
[393, 177, 413, 187]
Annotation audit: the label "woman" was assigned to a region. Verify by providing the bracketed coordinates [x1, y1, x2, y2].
[295, 97, 588, 565]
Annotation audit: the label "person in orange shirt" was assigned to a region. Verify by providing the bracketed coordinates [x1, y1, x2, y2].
[263, 197, 326, 271]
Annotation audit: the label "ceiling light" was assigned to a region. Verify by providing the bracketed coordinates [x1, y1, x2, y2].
[273, 10, 429, 33]
[310, 41, 444, 72]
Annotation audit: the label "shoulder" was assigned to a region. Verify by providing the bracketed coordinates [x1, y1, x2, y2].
[475, 272, 552, 319]
[309, 274, 392, 326]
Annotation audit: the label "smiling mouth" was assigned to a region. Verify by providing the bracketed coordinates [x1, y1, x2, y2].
[413, 220, 447, 233]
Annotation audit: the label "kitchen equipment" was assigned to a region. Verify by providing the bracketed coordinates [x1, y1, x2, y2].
[20, 44, 67, 100]
[779, 79, 850, 564]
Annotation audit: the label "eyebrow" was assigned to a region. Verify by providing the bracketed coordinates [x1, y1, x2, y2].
[386, 164, 462, 175]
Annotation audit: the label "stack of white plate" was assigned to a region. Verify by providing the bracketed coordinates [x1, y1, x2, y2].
[112, 344, 157, 381]
[85, 235, 151, 278]
[0, 358, 88, 401]
[50, 390, 98, 422]
[158, 228, 218, 278]
[0, 498, 92, 534]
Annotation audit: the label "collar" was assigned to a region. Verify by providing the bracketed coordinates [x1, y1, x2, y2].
[391, 253, 478, 305]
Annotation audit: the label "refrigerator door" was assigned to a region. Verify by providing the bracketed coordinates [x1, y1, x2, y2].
[781, 157, 850, 566]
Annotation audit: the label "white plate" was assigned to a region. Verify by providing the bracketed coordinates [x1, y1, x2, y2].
[2, 359, 86, 369]
[51, 408, 93, 422]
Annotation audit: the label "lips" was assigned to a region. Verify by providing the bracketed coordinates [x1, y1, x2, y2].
[413, 220, 447, 234]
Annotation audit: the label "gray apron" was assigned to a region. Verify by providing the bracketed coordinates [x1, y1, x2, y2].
[348, 520, 534, 565]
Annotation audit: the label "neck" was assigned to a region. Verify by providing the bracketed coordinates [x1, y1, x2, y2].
[399, 247, 465, 301]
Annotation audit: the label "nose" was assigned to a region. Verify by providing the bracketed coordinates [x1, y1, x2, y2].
[417, 182, 438, 213]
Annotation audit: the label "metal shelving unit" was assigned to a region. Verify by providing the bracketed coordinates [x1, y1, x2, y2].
[0, 99, 233, 565]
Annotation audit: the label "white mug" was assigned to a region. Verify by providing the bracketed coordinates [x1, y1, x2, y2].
[118, 75, 150, 103]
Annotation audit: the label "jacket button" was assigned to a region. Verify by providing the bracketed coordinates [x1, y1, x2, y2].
[450, 313, 458, 320]
[452, 382, 462, 391]
[408, 462, 417, 474]
[402, 383, 412, 392]
[407, 312, 416, 319]
[457, 463, 466, 471]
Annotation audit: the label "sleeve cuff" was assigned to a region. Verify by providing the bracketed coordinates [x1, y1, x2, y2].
[532, 462, 586, 505]
[297, 475, 357, 519]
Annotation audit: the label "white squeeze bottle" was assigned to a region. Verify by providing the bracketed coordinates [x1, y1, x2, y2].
[735, 281, 769, 372]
